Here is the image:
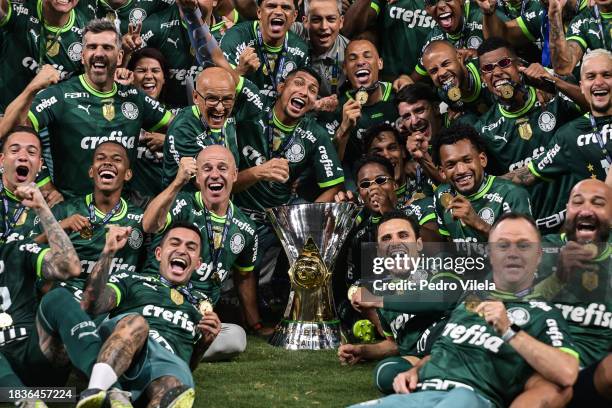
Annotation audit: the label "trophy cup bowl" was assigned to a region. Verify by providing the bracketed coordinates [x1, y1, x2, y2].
[265, 202, 361, 350]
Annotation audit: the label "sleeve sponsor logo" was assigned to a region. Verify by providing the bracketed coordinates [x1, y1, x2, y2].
[318, 145, 335, 177]
[34, 96, 58, 112]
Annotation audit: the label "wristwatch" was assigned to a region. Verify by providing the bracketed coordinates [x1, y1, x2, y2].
[501, 323, 522, 342]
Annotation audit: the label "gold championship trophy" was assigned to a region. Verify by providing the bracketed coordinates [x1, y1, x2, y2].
[266, 203, 361, 350]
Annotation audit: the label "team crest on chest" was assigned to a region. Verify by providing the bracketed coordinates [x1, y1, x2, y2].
[230, 233, 245, 254]
[478, 207, 495, 225]
[121, 102, 139, 120]
[129, 8, 147, 25]
[67, 42, 83, 62]
[467, 36, 482, 49]
[285, 143, 305, 162]
[538, 111, 556, 132]
[128, 228, 143, 249]
[282, 61, 296, 78]
[507, 307, 530, 326]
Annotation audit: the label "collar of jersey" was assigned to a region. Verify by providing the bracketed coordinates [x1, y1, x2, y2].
[192, 105, 227, 131]
[100, 0, 134, 11]
[462, 62, 482, 103]
[37, 0, 76, 33]
[211, 9, 238, 32]
[195, 192, 234, 222]
[466, 174, 494, 201]
[488, 287, 538, 301]
[602, 9, 612, 19]
[498, 86, 536, 119]
[272, 110, 297, 132]
[3, 187, 18, 202]
[395, 183, 406, 198]
[85, 193, 128, 221]
[79, 75, 117, 98]
[559, 233, 612, 262]
[253, 21, 285, 53]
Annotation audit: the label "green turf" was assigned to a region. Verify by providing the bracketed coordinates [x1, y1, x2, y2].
[193, 336, 380, 408]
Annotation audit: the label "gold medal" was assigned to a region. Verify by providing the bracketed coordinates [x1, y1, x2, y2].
[102, 103, 115, 121]
[412, 192, 426, 201]
[0, 312, 13, 329]
[464, 294, 481, 313]
[583, 243, 599, 259]
[517, 118, 533, 140]
[170, 288, 184, 305]
[498, 84, 514, 99]
[439, 192, 454, 209]
[106, 11, 116, 22]
[447, 86, 462, 102]
[198, 299, 213, 314]
[347, 285, 359, 301]
[355, 88, 369, 106]
[16, 210, 28, 226]
[80, 226, 94, 240]
[46, 40, 60, 57]
[213, 232, 222, 249]
[581, 271, 599, 291]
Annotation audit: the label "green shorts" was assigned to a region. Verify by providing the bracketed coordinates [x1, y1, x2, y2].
[98, 313, 194, 402]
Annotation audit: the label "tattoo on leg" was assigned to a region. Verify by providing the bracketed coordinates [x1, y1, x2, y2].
[98, 315, 148, 376]
[146, 376, 182, 408]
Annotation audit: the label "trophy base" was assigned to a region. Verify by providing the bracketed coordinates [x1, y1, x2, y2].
[268, 319, 341, 350]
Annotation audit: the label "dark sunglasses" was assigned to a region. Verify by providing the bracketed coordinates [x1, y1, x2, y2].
[359, 176, 391, 189]
[480, 57, 514, 73]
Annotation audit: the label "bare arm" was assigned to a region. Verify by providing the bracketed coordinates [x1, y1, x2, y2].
[341, 0, 377, 38]
[315, 184, 343, 202]
[0, 0, 8, 21]
[234, 158, 290, 192]
[548, 0, 583, 76]
[234, 271, 262, 327]
[500, 166, 538, 186]
[476, 0, 530, 45]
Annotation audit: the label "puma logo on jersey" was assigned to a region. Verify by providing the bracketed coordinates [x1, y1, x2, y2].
[78, 104, 91, 114]
[555, 303, 612, 329]
[493, 134, 508, 143]
[29, 29, 39, 43]
[442, 323, 504, 353]
[167, 37, 180, 49]
[142, 305, 196, 334]
[588, 29, 602, 40]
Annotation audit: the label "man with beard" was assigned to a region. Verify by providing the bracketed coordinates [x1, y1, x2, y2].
[432, 124, 532, 242]
[421, 40, 492, 117]
[145, 145, 268, 344]
[474, 37, 585, 233]
[319, 39, 397, 188]
[220, 0, 309, 99]
[505, 49, 612, 186]
[20, 19, 172, 199]
[350, 212, 580, 408]
[0, 0, 89, 113]
[78, 224, 221, 408]
[341, 0, 433, 82]
[35, 142, 145, 304]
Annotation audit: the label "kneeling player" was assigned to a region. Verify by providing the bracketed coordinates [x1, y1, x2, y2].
[77, 224, 221, 408]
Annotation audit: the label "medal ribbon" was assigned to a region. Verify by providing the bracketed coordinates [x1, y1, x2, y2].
[200, 113, 227, 147]
[594, 6, 608, 50]
[330, 52, 340, 95]
[0, 179, 26, 241]
[87, 195, 122, 231]
[257, 26, 288, 90]
[159, 276, 200, 305]
[588, 114, 612, 168]
[204, 204, 233, 274]
[267, 110, 299, 158]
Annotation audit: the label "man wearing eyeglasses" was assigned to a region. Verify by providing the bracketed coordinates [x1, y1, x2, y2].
[474, 37, 587, 234]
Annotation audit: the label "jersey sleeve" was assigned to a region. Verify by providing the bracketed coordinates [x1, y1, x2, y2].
[106, 271, 133, 307]
[27, 86, 64, 133]
[219, 24, 245, 67]
[565, 11, 590, 50]
[376, 309, 394, 338]
[141, 94, 172, 132]
[527, 128, 570, 180]
[233, 229, 256, 274]
[233, 77, 265, 122]
[161, 192, 193, 232]
[406, 197, 436, 226]
[515, 8, 544, 42]
[529, 304, 579, 360]
[0, 0, 30, 30]
[139, 12, 163, 49]
[432, 189, 450, 238]
[12, 240, 51, 278]
[502, 183, 532, 216]
[161, 109, 199, 187]
[311, 126, 345, 189]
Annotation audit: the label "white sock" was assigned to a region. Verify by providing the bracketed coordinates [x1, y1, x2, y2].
[87, 363, 118, 391]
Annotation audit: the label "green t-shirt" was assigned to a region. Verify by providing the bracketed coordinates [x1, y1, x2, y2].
[474, 87, 582, 232]
[42, 194, 144, 299]
[80, 0, 173, 34]
[27, 74, 172, 198]
[370, 0, 434, 79]
[567, 6, 612, 52]
[143, 194, 257, 303]
[220, 21, 309, 99]
[419, 299, 577, 408]
[0, 0, 88, 111]
[434, 175, 532, 243]
[107, 271, 206, 363]
[0, 238, 48, 341]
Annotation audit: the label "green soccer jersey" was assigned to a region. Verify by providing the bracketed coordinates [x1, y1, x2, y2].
[434, 175, 532, 243]
[79, 0, 173, 34]
[405, 196, 437, 227]
[474, 86, 582, 232]
[567, 6, 612, 53]
[414, 0, 507, 76]
[539, 233, 612, 367]
[370, 0, 434, 79]
[220, 21, 309, 99]
[27, 74, 171, 198]
[41, 194, 145, 300]
[378, 308, 442, 356]
[161, 77, 264, 189]
[0, 238, 48, 342]
[107, 271, 206, 363]
[143, 193, 257, 303]
[529, 113, 611, 183]
[434, 60, 492, 116]
[211, 9, 244, 42]
[0, 0, 88, 112]
[140, 5, 201, 108]
[0, 186, 43, 242]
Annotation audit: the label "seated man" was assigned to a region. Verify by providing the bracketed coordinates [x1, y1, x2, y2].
[79, 223, 221, 408]
[351, 213, 580, 408]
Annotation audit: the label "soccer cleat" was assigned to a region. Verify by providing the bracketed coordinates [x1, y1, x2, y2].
[107, 388, 133, 408]
[352, 319, 376, 343]
[159, 385, 195, 408]
[15, 400, 48, 408]
[76, 388, 106, 408]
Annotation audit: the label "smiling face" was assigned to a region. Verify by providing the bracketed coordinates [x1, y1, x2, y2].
[344, 40, 383, 89]
[397, 99, 440, 141]
[438, 138, 487, 195]
[0, 132, 43, 191]
[193, 67, 236, 129]
[367, 131, 406, 182]
[580, 53, 612, 116]
[422, 42, 465, 89]
[156, 227, 203, 285]
[82, 30, 123, 89]
[564, 179, 612, 243]
[479, 47, 521, 102]
[425, 0, 464, 34]
[377, 217, 422, 277]
[88, 142, 131, 194]
[44, 0, 79, 14]
[133, 57, 165, 100]
[195, 145, 237, 210]
[489, 217, 541, 293]
[304, 0, 342, 54]
[277, 70, 319, 119]
[257, 0, 297, 43]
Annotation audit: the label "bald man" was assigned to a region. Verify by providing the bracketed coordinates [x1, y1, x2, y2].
[535, 179, 612, 407]
[145, 145, 272, 354]
[161, 66, 267, 191]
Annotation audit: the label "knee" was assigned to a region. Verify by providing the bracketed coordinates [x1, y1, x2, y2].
[373, 356, 412, 395]
[595, 354, 612, 396]
[116, 314, 149, 340]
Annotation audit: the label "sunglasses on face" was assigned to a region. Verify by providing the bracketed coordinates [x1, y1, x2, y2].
[359, 175, 391, 189]
[480, 57, 514, 73]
